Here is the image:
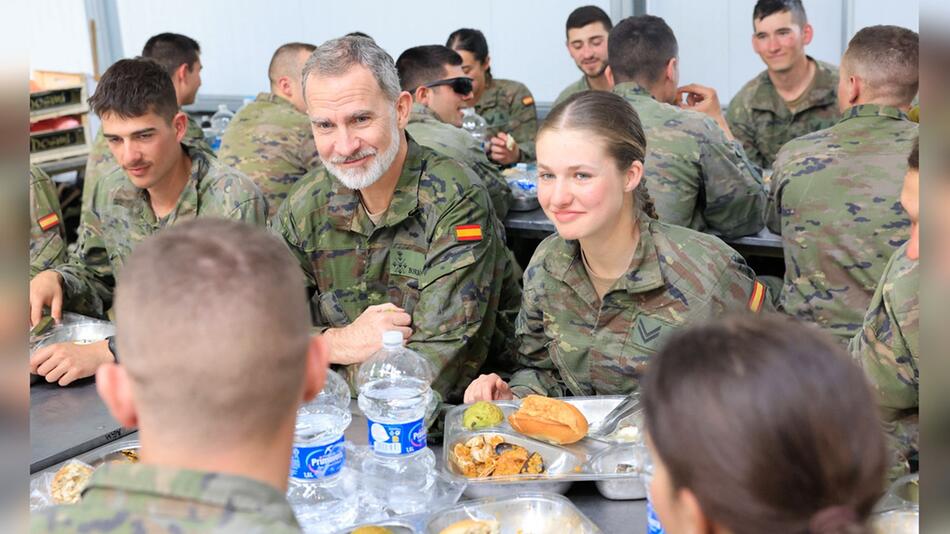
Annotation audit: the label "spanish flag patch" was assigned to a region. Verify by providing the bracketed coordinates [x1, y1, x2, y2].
[37, 212, 60, 232]
[521, 96, 534, 106]
[748, 280, 766, 313]
[455, 224, 483, 242]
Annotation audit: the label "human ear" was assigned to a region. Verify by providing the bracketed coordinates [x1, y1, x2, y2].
[624, 160, 644, 193]
[96, 363, 139, 429]
[302, 334, 330, 403]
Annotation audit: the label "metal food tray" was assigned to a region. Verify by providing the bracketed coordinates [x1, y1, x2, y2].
[442, 396, 648, 499]
[75, 439, 140, 468]
[30, 318, 115, 386]
[425, 492, 601, 534]
[508, 195, 540, 212]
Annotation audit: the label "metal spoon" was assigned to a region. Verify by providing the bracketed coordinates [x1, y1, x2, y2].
[587, 392, 642, 441]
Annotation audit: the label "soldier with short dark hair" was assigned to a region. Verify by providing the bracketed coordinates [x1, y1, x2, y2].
[219, 42, 320, 217]
[83, 33, 213, 227]
[32, 219, 327, 533]
[554, 5, 613, 106]
[726, 0, 840, 169]
[607, 15, 766, 238]
[29, 58, 267, 386]
[768, 25, 919, 343]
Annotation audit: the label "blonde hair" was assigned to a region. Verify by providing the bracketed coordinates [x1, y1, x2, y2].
[539, 90, 658, 219]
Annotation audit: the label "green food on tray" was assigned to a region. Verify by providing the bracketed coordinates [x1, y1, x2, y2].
[462, 401, 504, 429]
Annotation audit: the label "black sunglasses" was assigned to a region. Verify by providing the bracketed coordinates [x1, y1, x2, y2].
[420, 76, 473, 96]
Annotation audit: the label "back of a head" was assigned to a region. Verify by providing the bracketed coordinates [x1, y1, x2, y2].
[752, 0, 808, 27]
[396, 45, 463, 92]
[114, 219, 311, 447]
[843, 25, 919, 107]
[142, 32, 201, 77]
[643, 315, 888, 534]
[566, 5, 613, 35]
[445, 28, 490, 63]
[87, 58, 179, 122]
[301, 35, 401, 101]
[268, 42, 317, 86]
[608, 15, 678, 85]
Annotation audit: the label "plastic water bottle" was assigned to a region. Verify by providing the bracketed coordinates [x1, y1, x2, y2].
[208, 104, 234, 151]
[287, 369, 358, 533]
[642, 452, 667, 534]
[460, 107, 488, 151]
[357, 331, 436, 514]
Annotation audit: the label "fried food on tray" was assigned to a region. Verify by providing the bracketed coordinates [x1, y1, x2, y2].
[451, 434, 545, 479]
[50, 461, 94, 504]
[439, 518, 500, 534]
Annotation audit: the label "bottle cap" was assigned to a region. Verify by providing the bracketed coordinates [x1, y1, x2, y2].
[382, 330, 403, 347]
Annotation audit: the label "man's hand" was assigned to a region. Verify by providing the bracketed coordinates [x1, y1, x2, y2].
[676, 83, 735, 140]
[464, 373, 514, 403]
[30, 270, 64, 327]
[31, 339, 113, 386]
[488, 132, 520, 166]
[324, 303, 412, 366]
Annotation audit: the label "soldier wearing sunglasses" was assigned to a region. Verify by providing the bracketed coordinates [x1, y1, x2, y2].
[397, 45, 511, 219]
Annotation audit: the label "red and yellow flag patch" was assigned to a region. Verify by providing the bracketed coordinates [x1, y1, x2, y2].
[748, 280, 766, 313]
[455, 224, 482, 242]
[521, 96, 534, 106]
[37, 212, 60, 232]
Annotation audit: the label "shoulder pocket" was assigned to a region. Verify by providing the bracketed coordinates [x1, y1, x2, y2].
[419, 249, 476, 290]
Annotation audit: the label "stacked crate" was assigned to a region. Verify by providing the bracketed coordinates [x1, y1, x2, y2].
[30, 70, 92, 165]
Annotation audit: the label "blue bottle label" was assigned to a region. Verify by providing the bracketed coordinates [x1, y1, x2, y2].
[289, 435, 345, 479]
[646, 499, 666, 534]
[366, 417, 427, 455]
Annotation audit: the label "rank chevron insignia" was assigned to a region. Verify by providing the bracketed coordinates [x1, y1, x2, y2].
[636, 320, 662, 343]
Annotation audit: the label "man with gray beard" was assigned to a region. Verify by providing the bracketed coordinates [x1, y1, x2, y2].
[271, 36, 519, 405]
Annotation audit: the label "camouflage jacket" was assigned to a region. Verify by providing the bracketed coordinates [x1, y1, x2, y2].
[474, 77, 538, 163]
[55, 146, 267, 318]
[407, 103, 511, 219]
[553, 76, 590, 107]
[218, 92, 321, 218]
[30, 166, 67, 276]
[850, 242, 918, 464]
[508, 215, 770, 397]
[271, 135, 519, 403]
[31, 463, 301, 533]
[612, 82, 766, 238]
[82, 114, 212, 226]
[768, 104, 916, 341]
[725, 58, 840, 170]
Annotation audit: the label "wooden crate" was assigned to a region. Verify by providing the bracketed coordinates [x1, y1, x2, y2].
[30, 70, 89, 122]
[29, 114, 92, 165]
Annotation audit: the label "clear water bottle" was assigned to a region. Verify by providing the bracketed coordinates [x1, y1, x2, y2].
[460, 107, 488, 151]
[208, 104, 234, 151]
[643, 452, 667, 534]
[287, 369, 358, 533]
[357, 331, 436, 514]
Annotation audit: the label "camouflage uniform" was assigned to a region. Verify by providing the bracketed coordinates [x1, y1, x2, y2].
[407, 102, 511, 219]
[31, 463, 301, 533]
[767, 104, 916, 342]
[612, 82, 766, 238]
[725, 58, 840, 170]
[218, 92, 321, 218]
[272, 135, 519, 403]
[508, 214, 770, 397]
[553, 76, 590, 107]
[850, 242, 918, 472]
[82, 114, 212, 225]
[54, 145, 267, 318]
[474, 77, 538, 163]
[30, 166, 67, 276]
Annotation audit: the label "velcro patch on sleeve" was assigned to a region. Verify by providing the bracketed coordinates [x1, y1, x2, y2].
[455, 224, 482, 242]
[37, 213, 60, 232]
[748, 280, 766, 313]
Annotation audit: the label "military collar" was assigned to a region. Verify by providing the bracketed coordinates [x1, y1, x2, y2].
[255, 91, 296, 111]
[612, 81, 654, 101]
[124, 145, 210, 225]
[324, 134, 424, 235]
[83, 463, 299, 527]
[543, 215, 667, 299]
[749, 56, 837, 113]
[409, 102, 439, 124]
[837, 104, 909, 124]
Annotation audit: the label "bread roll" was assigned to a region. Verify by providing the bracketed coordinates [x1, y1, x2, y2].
[438, 519, 500, 534]
[508, 395, 589, 444]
